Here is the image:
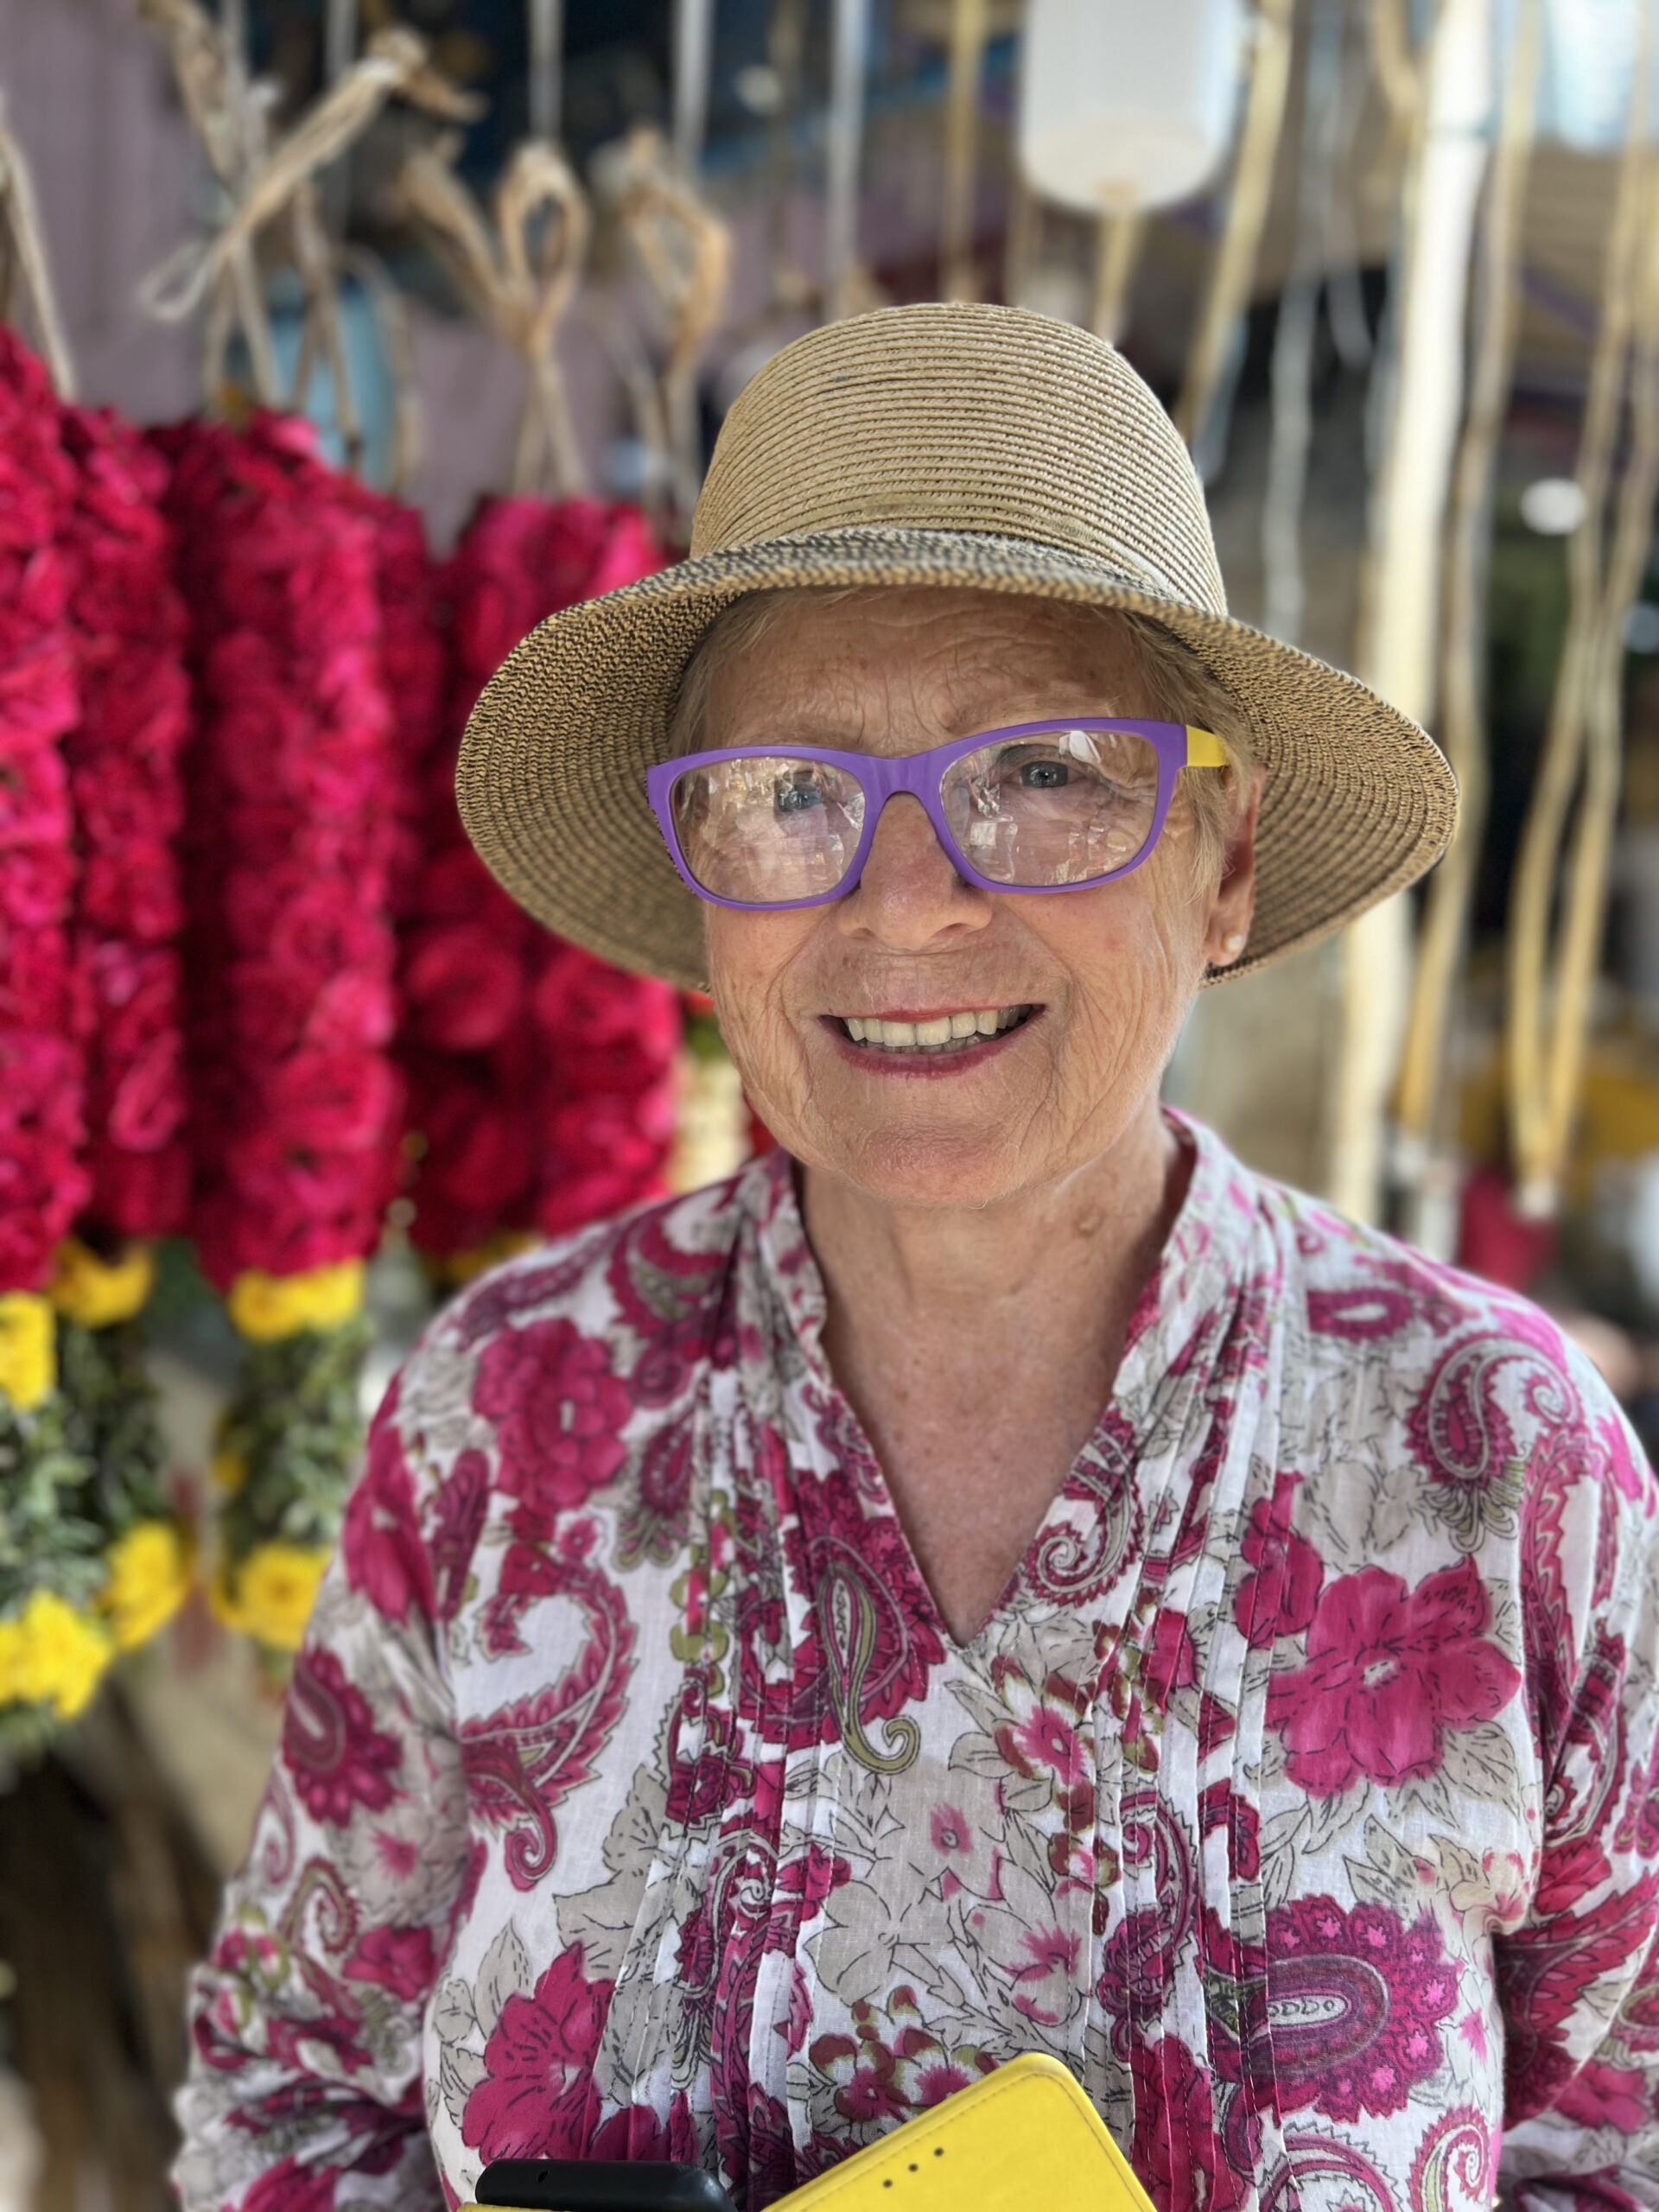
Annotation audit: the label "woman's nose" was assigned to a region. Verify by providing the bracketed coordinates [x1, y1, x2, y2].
[835, 791, 989, 946]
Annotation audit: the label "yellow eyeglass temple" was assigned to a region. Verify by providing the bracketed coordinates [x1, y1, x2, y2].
[1184, 726, 1229, 767]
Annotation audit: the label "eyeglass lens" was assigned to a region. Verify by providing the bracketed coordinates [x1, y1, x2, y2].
[667, 728, 1161, 903]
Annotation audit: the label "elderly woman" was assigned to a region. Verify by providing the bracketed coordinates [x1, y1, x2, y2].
[176, 306, 1659, 2212]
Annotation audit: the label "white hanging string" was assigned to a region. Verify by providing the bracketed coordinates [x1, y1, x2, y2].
[941, 0, 989, 301]
[321, 0, 359, 232]
[674, 0, 715, 174]
[528, 0, 565, 144]
[825, 0, 872, 322]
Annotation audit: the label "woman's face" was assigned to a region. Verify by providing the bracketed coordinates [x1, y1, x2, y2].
[700, 587, 1260, 1208]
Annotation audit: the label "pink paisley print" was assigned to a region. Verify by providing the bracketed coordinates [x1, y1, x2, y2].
[282, 1648, 403, 1826]
[1265, 1896, 1459, 2121]
[172, 1115, 1659, 2212]
[1266, 1559, 1522, 1796]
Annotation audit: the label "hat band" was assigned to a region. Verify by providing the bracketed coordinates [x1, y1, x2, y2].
[696, 523, 1203, 611]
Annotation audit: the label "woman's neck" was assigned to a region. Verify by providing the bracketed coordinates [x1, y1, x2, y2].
[801, 1097, 1188, 1421]
[798, 1097, 1191, 1643]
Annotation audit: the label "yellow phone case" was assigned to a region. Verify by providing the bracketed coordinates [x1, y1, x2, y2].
[463, 2053, 1154, 2212]
[777, 2054, 1154, 2212]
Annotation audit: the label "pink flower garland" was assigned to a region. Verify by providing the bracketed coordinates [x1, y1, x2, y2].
[60, 406, 192, 1244]
[402, 495, 680, 1262]
[156, 414, 400, 1291]
[0, 329, 88, 1294]
[350, 486, 448, 1226]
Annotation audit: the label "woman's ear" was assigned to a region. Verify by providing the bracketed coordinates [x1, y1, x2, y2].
[1205, 766, 1266, 969]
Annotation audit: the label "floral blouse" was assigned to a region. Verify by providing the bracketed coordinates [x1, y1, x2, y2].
[175, 1113, 1659, 2212]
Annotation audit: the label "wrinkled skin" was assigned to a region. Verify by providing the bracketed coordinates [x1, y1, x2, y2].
[698, 584, 1264, 1643]
[701, 586, 1262, 1213]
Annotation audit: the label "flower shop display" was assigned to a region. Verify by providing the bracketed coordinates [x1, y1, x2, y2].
[401, 494, 682, 1273]
[158, 410, 402, 1654]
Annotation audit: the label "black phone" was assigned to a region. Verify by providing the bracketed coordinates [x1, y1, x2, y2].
[475, 2160, 739, 2212]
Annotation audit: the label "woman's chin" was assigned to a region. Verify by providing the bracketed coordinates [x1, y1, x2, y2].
[812, 1122, 1043, 1211]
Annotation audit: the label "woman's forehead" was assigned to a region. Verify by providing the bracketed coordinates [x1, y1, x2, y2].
[703, 588, 1149, 738]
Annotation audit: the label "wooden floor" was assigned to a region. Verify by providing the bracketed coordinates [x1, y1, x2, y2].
[0, 1691, 221, 2212]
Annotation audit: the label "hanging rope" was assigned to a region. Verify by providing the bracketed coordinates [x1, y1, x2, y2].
[673, 0, 715, 177]
[528, 0, 565, 145]
[1391, 0, 1541, 1204]
[940, 0, 989, 302]
[763, 0, 812, 315]
[397, 135, 591, 501]
[1505, 6, 1659, 1217]
[825, 0, 873, 324]
[339, 243, 422, 496]
[609, 124, 732, 534]
[139, 26, 476, 327]
[287, 178, 365, 472]
[0, 97, 75, 397]
[138, 0, 281, 404]
[1173, 0, 1296, 457]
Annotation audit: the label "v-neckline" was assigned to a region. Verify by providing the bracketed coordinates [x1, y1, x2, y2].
[754, 1111, 1230, 1658]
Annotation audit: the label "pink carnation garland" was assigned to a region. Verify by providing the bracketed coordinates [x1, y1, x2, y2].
[60, 405, 193, 1244]
[401, 495, 681, 1264]
[0, 328, 88, 1297]
[156, 413, 401, 1291]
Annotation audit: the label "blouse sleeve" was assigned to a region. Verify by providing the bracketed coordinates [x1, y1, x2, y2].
[1497, 1357, 1659, 2212]
[172, 1368, 471, 2212]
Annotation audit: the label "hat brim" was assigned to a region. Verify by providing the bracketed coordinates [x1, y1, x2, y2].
[456, 525, 1457, 991]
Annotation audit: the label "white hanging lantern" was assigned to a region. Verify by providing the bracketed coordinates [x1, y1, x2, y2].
[1017, 0, 1246, 216]
[1538, 0, 1659, 149]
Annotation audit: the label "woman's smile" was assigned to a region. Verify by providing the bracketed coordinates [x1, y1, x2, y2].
[817, 1001, 1042, 1077]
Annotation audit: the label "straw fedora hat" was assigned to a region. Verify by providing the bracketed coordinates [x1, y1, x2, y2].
[457, 301, 1456, 988]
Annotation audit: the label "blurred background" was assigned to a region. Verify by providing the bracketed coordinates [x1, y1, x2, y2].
[0, 0, 1656, 2201]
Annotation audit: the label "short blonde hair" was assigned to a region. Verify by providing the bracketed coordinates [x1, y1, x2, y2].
[665, 587, 1255, 887]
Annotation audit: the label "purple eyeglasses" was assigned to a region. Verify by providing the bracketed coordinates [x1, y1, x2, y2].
[645, 717, 1228, 912]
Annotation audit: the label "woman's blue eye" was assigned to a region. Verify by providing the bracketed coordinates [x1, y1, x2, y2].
[1019, 760, 1070, 789]
[776, 781, 823, 814]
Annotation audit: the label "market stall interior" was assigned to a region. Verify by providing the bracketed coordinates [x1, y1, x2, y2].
[0, 0, 1657, 2202]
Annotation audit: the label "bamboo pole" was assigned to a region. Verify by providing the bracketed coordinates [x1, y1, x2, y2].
[1173, 0, 1296, 458]
[1261, 0, 1355, 645]
[1327, 0, 1494, 1225]
[1390, 0, 1541, 1248]
[1090, 206, 1144, 347]
[1504, 13, 1657, 1215]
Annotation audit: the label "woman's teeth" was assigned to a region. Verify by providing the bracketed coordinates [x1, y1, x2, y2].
[837, 1006, 1033, 1052]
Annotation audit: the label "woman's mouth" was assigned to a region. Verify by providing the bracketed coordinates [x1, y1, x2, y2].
[818, 1003, 1041, 1074]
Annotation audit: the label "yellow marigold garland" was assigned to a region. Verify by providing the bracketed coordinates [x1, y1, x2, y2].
[212, 1262, 373, 1660]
